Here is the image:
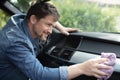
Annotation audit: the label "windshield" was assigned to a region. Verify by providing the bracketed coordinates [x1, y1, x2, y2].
[6, 0, 120, 32]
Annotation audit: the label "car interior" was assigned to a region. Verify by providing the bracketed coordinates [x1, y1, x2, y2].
[39, 31, 120, 80]
[0, 0, 120, 80]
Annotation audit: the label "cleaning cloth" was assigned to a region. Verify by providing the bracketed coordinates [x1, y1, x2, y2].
[97, 52, 116, 80]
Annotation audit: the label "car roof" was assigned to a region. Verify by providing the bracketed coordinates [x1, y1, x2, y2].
[0, 0, 22, 15]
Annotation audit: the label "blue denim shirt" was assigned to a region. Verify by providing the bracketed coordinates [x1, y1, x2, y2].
[0, 14, 68, 80]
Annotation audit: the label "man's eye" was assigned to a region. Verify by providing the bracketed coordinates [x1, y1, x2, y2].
[47, 24, 52, 27]
[48, 24, 51, 26]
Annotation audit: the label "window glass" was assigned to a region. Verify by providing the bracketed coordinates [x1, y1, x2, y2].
[0, 9, 10, 29]
[9, 0, 36, 13]
[6, 0, 120, 32]
[51, 0, 120, 32]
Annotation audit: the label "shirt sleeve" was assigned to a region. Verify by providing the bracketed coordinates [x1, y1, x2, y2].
[5, 38, 68, 80]
[59, 66, 68, 80]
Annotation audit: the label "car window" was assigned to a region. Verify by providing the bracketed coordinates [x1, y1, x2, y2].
[0, 9, 10, 28]
[2, 0, 120, 33]
[9, 0, 36, 13]
[51, 0, 120, 33]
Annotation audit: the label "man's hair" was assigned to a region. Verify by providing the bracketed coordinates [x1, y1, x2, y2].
[26, 2, 60, 21]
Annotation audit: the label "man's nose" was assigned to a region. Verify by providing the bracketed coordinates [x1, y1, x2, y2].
[48, 26, 52, 34]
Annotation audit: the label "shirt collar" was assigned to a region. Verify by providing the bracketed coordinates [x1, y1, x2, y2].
[21, 18, 35, 45]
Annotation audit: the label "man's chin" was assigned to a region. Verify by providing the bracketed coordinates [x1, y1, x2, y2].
[41, 38, 47, 43]
[38, 35, 48, 43]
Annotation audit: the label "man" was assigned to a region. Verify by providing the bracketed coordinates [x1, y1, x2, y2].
[0, 1, 112, 80]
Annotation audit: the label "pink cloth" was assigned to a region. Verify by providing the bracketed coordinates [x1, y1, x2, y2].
[97, 52, 116, 80]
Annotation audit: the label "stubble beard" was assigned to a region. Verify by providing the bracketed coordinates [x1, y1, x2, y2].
[38, 33, 48, 43]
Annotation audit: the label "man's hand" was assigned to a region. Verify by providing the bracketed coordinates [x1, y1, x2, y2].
[59, 27, 78, 35]
[68, 58, 112, 80]
[55, 21, 79, 35]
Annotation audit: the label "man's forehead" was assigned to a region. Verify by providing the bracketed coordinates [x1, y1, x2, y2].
[41, 15, 56, 23]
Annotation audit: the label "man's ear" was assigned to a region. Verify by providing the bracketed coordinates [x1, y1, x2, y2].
[30, 15, 37, 24]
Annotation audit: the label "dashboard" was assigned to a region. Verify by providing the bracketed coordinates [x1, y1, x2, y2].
[38, 31, 120, 80]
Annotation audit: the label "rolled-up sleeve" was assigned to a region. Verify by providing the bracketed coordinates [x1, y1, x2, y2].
[59, 66, 68, 80]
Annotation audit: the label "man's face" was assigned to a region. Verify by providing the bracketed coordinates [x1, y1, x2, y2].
[30, 15, 56, 42]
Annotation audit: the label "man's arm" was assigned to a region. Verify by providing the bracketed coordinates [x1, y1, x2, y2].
[6, 40, 112, 80]
[5, 34, 68, 80]
[55, 21, 78, 35]
[68, 58, 112, 79]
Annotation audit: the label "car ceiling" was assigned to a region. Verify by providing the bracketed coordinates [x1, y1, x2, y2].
[0, 0, 22, 15]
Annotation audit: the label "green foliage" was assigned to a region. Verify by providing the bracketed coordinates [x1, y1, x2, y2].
[0, 0, 35, 29]
[51, 0, 118, 32]
[0, 9, 10, 29]
[0, 0, 119, 32]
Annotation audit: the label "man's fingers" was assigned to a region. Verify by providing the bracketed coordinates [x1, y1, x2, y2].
[66, 28, 79, 32]
[92, 69, 110, 78]
[96, 58, 110, 64]
[97, 64, 112, 69]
